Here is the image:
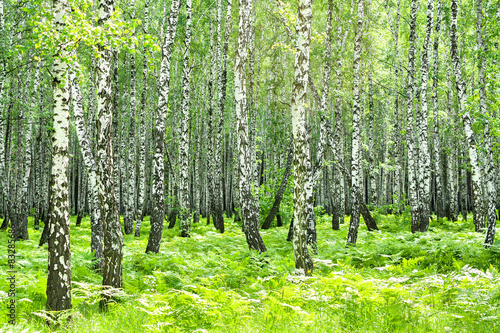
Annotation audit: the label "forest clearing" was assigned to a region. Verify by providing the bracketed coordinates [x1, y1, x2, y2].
[0, 0, 500, 331]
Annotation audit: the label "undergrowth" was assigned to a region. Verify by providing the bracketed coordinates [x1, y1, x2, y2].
[1, 213, 500, 332]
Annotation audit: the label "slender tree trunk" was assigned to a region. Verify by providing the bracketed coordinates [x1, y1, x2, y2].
[207, 12, 216, 228]
[405, 0, 420, 233]
[450, 0, 485, 232]
[96, 0, 123, 309]
[346, 0, 364, 245]
[215, 0, 232, 231]
[19, 67, 39, 240]
[484, 122, 496, 245]
[46, 0, 72, 313]
[235, 0, 266, 253]
[290, 0, 314, 274]
[135, 0, 149, 237]
[330, 3, 352, 229]
[476, 0, 495, 244]
[193, 103, 201, 223]
[262, 139, 292, 229]
[416, 0, 434, 232]
[111, 51, 120, 216]
[124, 0, 137, 235]
[432, 1, 443, 219]
[179, 0, 192, 238]
[146, 0, 181, 253]
[70, 64, 104, 268]
[445, 64, 458, 221]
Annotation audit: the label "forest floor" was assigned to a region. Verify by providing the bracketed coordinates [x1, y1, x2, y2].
[1, 213, 500, 332]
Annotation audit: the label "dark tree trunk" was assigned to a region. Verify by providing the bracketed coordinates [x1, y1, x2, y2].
[262, 139, 292, 229]
[276, 210, 283, 227]
[287, 216, 294, 242]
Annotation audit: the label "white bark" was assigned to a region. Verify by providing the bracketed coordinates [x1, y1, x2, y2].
[46, 0, 72, 312]
[179, 0, 192, 237]
[235, 0, 266, 253]
[70, 63, 104, 267]
[290, 0, 314, 273]
[146, 0, 181, 253]
[416, 0, 433, 231]
[347, 0, 364, 245]
[450, 0, 485, 232]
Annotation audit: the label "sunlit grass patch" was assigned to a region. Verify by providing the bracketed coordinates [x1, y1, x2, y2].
[0, 214, 499, 332]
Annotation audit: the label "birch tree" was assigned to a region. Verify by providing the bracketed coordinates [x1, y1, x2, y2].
[146, 0, 181, 253]
[405, 0, 420, 233]
[179, 0, 192, 238]
[135, 0, 149, 237]
[450, 0, 485, 232]
[124, 0, 137, 235]
[476, 0, 496, 245]
[46, 0, 72, 313]
[347, 0, 364, 245]
[432, 1, 444, 219]
[234, 0, 266, 253]
[417, 0, 434, 231]
[290, 0, 313, 274]
[95, 0, 123, 308]
[70, 63, 104, 268]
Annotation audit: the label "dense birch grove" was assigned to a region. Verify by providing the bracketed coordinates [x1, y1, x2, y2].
[1, 0, 500, 319]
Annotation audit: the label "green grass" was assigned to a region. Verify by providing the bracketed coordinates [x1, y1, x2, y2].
[1, 213, 500, 332]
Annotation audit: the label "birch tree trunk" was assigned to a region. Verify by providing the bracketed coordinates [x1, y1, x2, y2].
[19, 67, 38, 240]
[235, 0, 266, 253]
[193, 101, 201, 223]
[416, 0, 434, 231]
[96, 0, 123, 309]
[70, 64, 104, 268]
[290, 0, 313, 274]
[368, 67, 377, 205]
[346, 0, 364, 245]
[484, 122, 496, 245]
[207, 12, 216, 228]
[476, 0, 496, 244]
[124, 0, 137, 235]
[46, 0, 72, 312]
[432, 1, 443, 219]
[211, 0, 224, 231]
[146, 0, 181, 253]
[215, 0, 232, 231]
[135, 0, 149, 237]
[262, 139, 293, 229]
[384, 0, 402, 211]
[450, 0, 485, 232]
[330, 2, 352, 229]
[179, 0, 192, 238]
[0, 0, 7, 228]
[405, 0, 420, 233]
[445, 64, 459, 221]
